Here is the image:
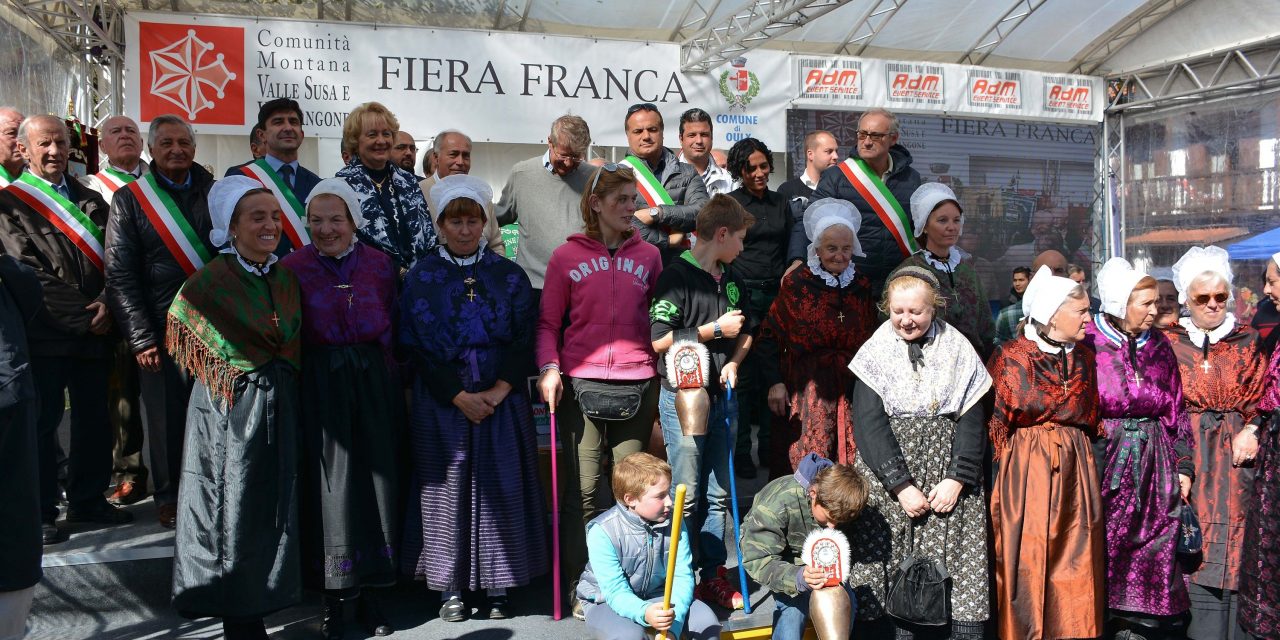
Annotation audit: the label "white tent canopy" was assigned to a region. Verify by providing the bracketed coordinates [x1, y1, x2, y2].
[99, 0, 1280, 76]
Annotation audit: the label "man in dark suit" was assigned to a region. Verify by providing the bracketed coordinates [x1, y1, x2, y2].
[0, 115, 131, 543]
[223, 98, 320, 254]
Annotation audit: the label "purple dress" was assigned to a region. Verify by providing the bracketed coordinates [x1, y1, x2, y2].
[1241, 350, 1280, 637]
[398, 247, 548, 592]
[1083, 316, 1191, 618]
[280, 243, 402, 591]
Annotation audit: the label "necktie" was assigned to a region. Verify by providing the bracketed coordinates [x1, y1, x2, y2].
[279, 164, 295, 189]
[55, 183, 70, 199]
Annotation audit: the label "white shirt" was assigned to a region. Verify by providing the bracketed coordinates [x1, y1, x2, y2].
[678, 152, 736, 196]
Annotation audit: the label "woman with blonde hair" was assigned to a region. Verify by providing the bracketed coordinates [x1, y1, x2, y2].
[335, 102, 435, 270]
[536, 163, 664, 615]
[845, 266, 991, 639]
[1085, 257, 1192, 638]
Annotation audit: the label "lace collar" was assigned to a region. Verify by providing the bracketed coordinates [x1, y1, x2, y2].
[807, 254, 857, 288]
[918, 246, 964, 272]
[220, 247, 279, 275]
[1094, 313, 1151, 349]
[438, 243, 486, 265]
[1178, 313, 1236, 348]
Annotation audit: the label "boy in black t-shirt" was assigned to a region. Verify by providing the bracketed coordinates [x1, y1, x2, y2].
[649, 194, 755, 609]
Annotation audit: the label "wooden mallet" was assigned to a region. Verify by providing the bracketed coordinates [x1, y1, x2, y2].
[656, 483, 688, 640]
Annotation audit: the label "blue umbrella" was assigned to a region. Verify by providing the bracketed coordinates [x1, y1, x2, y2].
[1227, 226, 1280, 260]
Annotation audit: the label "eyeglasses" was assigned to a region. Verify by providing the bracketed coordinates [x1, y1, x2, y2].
[589, 163, 621, 193]
[550, 147, 583, 163]
[1190, 292, 1229, 305]
[626, 103, 659, 118]
[856, 129, 892, 141]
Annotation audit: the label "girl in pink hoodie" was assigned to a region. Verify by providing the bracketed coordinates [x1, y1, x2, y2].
[537, 164, 663, 617]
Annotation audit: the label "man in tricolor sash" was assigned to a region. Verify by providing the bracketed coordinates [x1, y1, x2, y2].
[104, 114, 217, 529]
[795, 108, 921, 291]
[79, 115, 150, 508]
[621, 103, 710, 265]
[0, 107, 25, 188]
[80, 116, 148, 204]
[225, 98, 321, 255]
[0, 115, 130, 543]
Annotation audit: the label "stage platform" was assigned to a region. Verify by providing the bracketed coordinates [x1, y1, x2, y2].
[30, 479, 795, 639]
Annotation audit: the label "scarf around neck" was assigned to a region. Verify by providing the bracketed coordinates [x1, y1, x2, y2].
[166, 254, 301, 404]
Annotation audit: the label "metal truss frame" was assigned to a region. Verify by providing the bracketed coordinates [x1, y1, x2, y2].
[679, 0, 851, 73]
[5, 0, 125, 127]
[832, 0, 907, 56]
[491, 0, 533, 31]
[1101, 111, 1125, 260]
[957, 0, 1047, 66]
[1070, 0, 1194, 75]
[1105, 34, 1280, 113]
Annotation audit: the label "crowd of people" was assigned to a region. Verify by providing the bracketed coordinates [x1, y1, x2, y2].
[0, 95, 1278, 640]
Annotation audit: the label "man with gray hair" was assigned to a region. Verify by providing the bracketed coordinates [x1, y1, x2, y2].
[81, 115, 148, 203]
[78, 114, 150, 508]
[794, 107, 921, 290]
[0, 115, 128, 543]
[0, 107, 25, 187]
[104, 113, 217, 529]
[420, 129, 502, 252]
[495, 115, 595, 301]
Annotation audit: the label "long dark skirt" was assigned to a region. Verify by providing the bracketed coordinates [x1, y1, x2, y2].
[1242, 417, 1280, 638]
[400, 384, 548, 592]
[172, 361, 301, 619]
[299, 344, 399, 592]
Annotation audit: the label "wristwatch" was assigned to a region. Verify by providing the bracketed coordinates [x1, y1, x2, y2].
[713, 321, 723, 339]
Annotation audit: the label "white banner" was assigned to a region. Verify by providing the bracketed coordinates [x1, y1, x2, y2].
[123, 12, 790, 148]
[792, 54, 1103, 122]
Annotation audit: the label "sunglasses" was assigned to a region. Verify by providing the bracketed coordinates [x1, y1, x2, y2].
[626, 103, 659, 118]
[589, 163, 622, 193]
[856, 129, 892, 141]
[1190, 292, 1229, 305]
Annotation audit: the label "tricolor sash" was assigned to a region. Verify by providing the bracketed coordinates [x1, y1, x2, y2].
[94, 167, 136, 194]
[126, 175, 214, 276]
[619, 155, 675, 208]
[0, 164, 12, 188]
[837, 157, 918, 257]
[239, 159, 310, 249]
[6, 173, 106, 270]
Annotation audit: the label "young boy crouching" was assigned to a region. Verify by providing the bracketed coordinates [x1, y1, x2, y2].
[741, 453, 868, 640]
[576, 453, 721, 639]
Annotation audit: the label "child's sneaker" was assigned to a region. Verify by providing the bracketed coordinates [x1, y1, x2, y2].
[695, 574, 743, 610]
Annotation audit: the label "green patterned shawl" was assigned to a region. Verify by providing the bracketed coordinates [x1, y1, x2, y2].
[166, 254, 301, 403]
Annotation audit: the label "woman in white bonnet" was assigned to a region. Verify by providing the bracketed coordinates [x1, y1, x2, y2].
[1163, 245, 1268, 640]
[754, 197, 878, 474]
[987, 265, 1105, 640]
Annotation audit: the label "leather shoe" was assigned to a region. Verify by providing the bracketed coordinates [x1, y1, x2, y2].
[358, 592, 393, 636]
[66, 500, 134, 525]
[42, 522, 59, 545]
[157, 503, 177, 529]
[108, 480, 148, 506]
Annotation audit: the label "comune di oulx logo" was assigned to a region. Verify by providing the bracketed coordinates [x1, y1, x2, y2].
[148, 29, 237, 121]
[719, 56, 760, 110]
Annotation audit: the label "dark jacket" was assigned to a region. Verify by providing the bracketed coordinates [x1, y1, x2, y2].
[0, 177, 114, 358]
[0, 255, 42, 591]
[630, 148, 710, 263]
[803, 144, 921, 286]
[649, 250, 752, 394]
[105, 162, 217, 354]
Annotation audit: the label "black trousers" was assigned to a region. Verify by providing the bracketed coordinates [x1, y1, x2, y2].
[138, 352, 193, 506]
[33, 355, 112, 522]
